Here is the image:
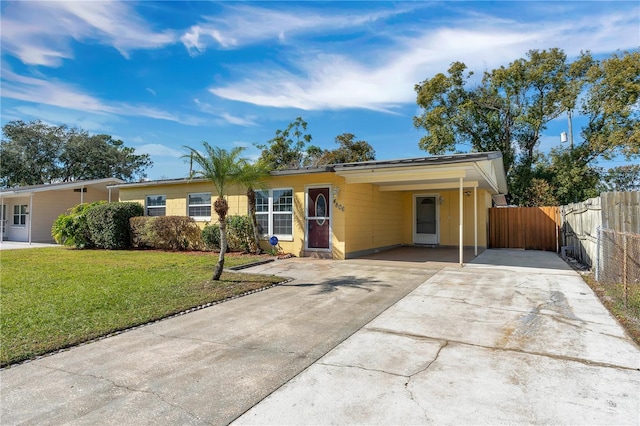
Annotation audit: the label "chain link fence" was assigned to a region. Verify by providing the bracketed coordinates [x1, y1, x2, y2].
[596, 227, 640, 316]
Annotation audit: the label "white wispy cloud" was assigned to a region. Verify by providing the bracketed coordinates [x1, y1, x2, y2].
[180, 3, 417, 54]
[4, 104, 118, 134]
[1, 1, 176, 67]
[137, 144, 184, 158]
[193, 98, 258, 126]
[209, 6, 640, 112]
[1, 67, 203, 126]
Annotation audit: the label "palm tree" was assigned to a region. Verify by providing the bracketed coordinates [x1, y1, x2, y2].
[237, 160, 271, 254]
[183, 143, 246, 280]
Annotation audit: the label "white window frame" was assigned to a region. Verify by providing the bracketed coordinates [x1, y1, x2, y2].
[145, 195, 166, 216]
[12, 204, 27, 227]
[188, 192, 211, 221]
[255, 188, 293, 241]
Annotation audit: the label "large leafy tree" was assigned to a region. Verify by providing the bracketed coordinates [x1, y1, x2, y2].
[256, 117, 313, 170]
[601, 165, 640, 192]
[1, 120, 152, 187]
[183, 143, 246, 280]
[413, 48, 639, 205]
[414, 48, 579, 176]
[310, 133, 376, 165]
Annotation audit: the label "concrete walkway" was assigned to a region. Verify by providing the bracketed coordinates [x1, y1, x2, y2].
[235, 250, 640, 425]
[0, 241, 61, 250]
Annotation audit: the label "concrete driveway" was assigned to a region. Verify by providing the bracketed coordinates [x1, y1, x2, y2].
[2, 249, 639, 425]
[0, 253, 442, 425]
[235, 250, 640, 425]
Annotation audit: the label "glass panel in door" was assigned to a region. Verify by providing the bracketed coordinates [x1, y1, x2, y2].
[415, 195, 438, 244]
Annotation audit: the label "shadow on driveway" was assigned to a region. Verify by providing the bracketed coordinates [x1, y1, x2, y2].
[288, 275, 389, 294]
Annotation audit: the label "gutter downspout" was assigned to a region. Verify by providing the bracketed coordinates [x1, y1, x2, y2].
[81, 186, 85, 204]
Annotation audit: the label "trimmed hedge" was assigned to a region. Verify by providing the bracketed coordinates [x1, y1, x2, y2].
[86, 202, 144, 249]
[130, 216, 203, 251]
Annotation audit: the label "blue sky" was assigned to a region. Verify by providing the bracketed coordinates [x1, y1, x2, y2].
[1, 1, 639, 180]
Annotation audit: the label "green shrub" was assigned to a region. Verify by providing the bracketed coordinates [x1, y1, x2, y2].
[227, 215, 255, 253]
[202, 216, 255, 252]
[51, 201, 106, 248]
[129, 216, 152, 249]
[86, 202, 144, 249]
[202, 223, 221, 250]
[130, 216, 203, 251]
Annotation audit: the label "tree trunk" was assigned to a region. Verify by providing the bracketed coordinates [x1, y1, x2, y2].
[213, 219, 227, 280]
[213, 196, 228, 281]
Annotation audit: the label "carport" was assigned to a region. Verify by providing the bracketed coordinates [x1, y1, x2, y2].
[334, 152, 508, 265]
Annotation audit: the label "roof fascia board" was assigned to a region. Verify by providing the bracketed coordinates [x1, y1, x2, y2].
[269, 167, 334, 176]
[1, 178, 124, 195]
[339, 168, 466, 184]
[472, 162, 499, 194]
[379, 181, 479, 192]
[110, 178, 209, 189]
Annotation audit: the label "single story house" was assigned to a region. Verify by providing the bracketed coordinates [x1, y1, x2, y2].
[113, 152, 507, 264]
[0, 178, 123, 243]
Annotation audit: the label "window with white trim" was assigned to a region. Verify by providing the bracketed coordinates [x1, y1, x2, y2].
[146, 195, 166, 216]
[255, 188, 293, 239]
[13, 204, 27, 226]
[188, 193, 211, 220]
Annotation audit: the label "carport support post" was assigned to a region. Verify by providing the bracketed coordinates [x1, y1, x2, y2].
[474, 186, 477, 256]
[459, 177, 463, 266]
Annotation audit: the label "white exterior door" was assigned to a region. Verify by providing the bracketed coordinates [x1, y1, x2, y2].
[414, 194, 439, 244]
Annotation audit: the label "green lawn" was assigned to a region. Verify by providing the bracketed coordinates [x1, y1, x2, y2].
[0, 248, 281, 366]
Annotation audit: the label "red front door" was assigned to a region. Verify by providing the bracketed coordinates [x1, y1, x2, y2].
[306, 187, 330, 249]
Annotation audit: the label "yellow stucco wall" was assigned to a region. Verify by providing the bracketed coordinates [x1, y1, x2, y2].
[118, 174, 346, 258]
[118, 181, 248, 225]
[118, 177, 493, 259]
[401, 189, 491, 247]
[341, 183, 405, 256]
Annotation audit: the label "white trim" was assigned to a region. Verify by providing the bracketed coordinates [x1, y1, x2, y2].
[255, 188, 294, 241]
[413, 194, 440, 245]
[187, 192, 212, 221]
[145, 194, 167, 216]
[304, 184, 332, 252]
[474, 186, 478, 256]
[380, 181, 479, 192]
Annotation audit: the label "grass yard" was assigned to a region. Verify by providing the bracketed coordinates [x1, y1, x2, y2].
[582, 273, 640, 346]
[0, 248, 282, 367]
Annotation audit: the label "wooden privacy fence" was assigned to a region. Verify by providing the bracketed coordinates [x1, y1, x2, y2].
[489, 207, 561, 252]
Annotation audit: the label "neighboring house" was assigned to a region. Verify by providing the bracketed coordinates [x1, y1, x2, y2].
[112, 152, 508, 263]
[0, 178, 124, 243]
